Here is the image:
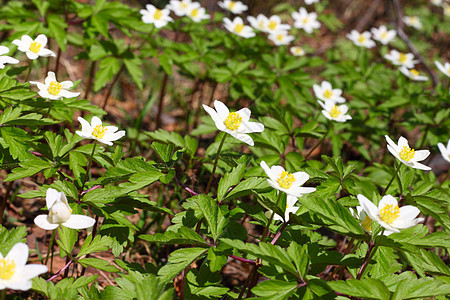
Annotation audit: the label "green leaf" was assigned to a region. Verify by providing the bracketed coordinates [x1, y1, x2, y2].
[157, 247, 208, 282]
[5, 158, 52, 182]
[0, 225, 27, 255]
[78, 258, 120, 273]
[139, 226, 208, 246]
[57, 226, 77, 258]
[47, 14, 67, 52]
[124, 58, 143, 90]
[195, 195, 228, 241]
[392, 278, 450, 300]
[223, 177, 271, 201]
[251, 280, 297, 299]
[328, 279, 391, 299]
[1, 127, 34, 161]
[76, 234, 112, 258]
[94, 57, 121, 91]
[217, 160, 247, 202]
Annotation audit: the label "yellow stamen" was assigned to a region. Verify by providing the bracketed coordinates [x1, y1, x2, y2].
[224, 112, 242, 130]
[323, 89, 333, 99]
[380, 204, 400, 224]
[361, 216, 372, 232]
[154, 9, 163, 20]
[277, 171, 295, 189]
[0, 258, 16, 280]
[258, 20, 265, 29]
[302, 17, 309, 24]
[92, 124, 107, 139]
[29, 41, 42, 53]
[398, 53, 407, 63]
[410, 69, 419, 76]
[229, 1, 236, 9]
[329, 105, 341, 118]
[358, 35, 366, 43]
[190, 9, 199, 17]
[399, 145, 415, 161]
[48, 81, 62, 96]
[277, 34, 284, 41]
[268, 20, 277, 30]
[234, 23, 244, 33]
[381, 31, 388, 39]
[181, 3, 187, 8]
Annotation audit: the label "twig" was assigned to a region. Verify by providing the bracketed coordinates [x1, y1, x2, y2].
[391, 0, 438, 87]
[229, 255, 257, 265]
[47, 258, 73, 281]
[102, 63, 125, 110]
[174, 177, 198, 196]
[356, 0, 382, 32]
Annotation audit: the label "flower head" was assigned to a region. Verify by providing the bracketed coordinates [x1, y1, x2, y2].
[267, 195, 300, 222]
[168, 0, 199, 16]
[437, 139, 450, 163]
[399, 66, 428, 81]
[350, 206, 393, 235]
[223, 17, 255, 38]
[431, 0, 442, 5]
[290, 46, 305, 56]
[140, 4, 173, 28]
[370, 25, 396, 45]
[357, 194, 424, 233]
[218, 1, 248, 14]
[435, 60, 450, 77]
[0, 46, 19, 69]
[305, 0, 320, 4]
[29, 71, 80, 100]
[12, 34, 56, 60]
[385, 135, 431, 170]
[403, 16, 422, 29]
[187, 6, 210, 22]
[76, 116, 126, 146]
[0, 243, 48, 291]
[384, 50, 418, 68]
[268, 31, 295, 46]
[260, 161, 316, 197]
[202, 100, 264, 146]
[318, 100, 352, 122]
[313, 81, 346, 103]
[34, 189, 96, 230]
[292, 8, 321, 34]
[346, 30, 376, 48]
[264, 15, 291, 34]
[247, 14, 269, 32]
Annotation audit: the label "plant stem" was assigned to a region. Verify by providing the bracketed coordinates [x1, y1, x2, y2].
[304, 124, 332, 159]
[25, 60, 33, 82]
[382, 162, 402, 196]
[102, 63, 125, 110]
[44, 229, 56, 266]
[45, 101, 53, 118]
[80, 140, 97, 194]
[261, 192, 282, 242]
[357, 230, 384, 279]
[1, 289, 5, 300]
[205, 134, 227, 194]
[0, 181, 13, 224]
[84, 61, 97, 101]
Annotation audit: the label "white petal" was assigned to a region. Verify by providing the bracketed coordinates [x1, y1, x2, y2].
[412, 150, 429, 162]
[398, 205, 421, 221]
[214, 100, 230, 120]
[236, 107, 251, 122]
[5, 243, 29, 269]
[357, 194, 380, 222]
[289, 186, 316, 196]
[0, 45, 9, 55]
[45, 72, 57, 86]
[78, 116, 92, 133]
[292, 171, 309, 186]
[20, 264, 48, 280]
[91, 116, 102, 128]
[410, 162, 431, 171]
[26, 51, 39, 60]
[46, 188, 59, 209]
[229, 132, 254, 146]
[34, 215, 59, 230]
[203, 104, 226, 130]
[101, 130, 126, 143]
[38, 48, 56, 57]
[59, 90, 80, 98]
[397, 136, 409, 148]
[62, 214, 96, 229]
[378, 195, 398, 211]
[387, 145, 400, 160]
[60, 81, 74, 89]
[34, 34, 48, 47]
[385, 135, 400, 152]
[238, 121, 264, 134]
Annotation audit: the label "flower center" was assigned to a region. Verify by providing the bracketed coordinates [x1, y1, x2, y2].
[323, 89, 333, 99]
[92, 124, 107, 139]
[361, 215, 372, 232]
[48, 81, 62, 95]
[447, 66, 450, 74]
[190, 9, 199, 17]
[381, 31, 388, 39]
[302, 17, 309, 24]
[410, 69, 419, 76]
[154, 9, 163, 20]
[258, 20, 266, 29]
[181, 3, 188, 8]
[398, 53, 407, 63]
[380, 203, 400, 224]
[277, 171, 295, 189]
[268, 20, 277, 30]
[358, 35, 366, 43]
[229, 1, 236, 9]
[224, 112, 242, 130]
[329, 105, 341, 118]
[234, 23, 244, 33]
[399, 145, 415, 161]
[276, 34, 284, 41]
[29, 41, 42, 53]
[0, 258, 16, 280]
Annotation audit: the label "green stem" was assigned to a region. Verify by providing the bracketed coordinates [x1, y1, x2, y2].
[261, 192, 282, 243]
[304, 123, 332, 159]
[44, 229, 56, 266]
[357, 229, 384, 279]
[205, 134, 227, 194]
[382, 162, 402, 196]
[1, 289, 5, 300]
[25, 60, 33, 82]
[45, 101, 53, 118]
[80, 140, 97, 194]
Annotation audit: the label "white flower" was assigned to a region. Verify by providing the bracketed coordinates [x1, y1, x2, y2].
[305, 0, 319, 4]
[187, 6, 209, 22]
[268, 31, 295, 46]
[318, 100, 352, 122]
[431, 0, 442, 5]
[168, 0, 199, 16]
[29, 71, 80, 100]
[12, 34, 56, 60]
[399, 66, 428, 81]
[403, 16, 422, 29]
[290, 46, 305, 56]
[313, 81, 346, 103]
[264, 15, 291, 34]
[346, 30, 376, 48]
[292, 8, 321, 34]
[384, 50, 418, 68]
[202, 100, 264, 146]
[0, 46, 19, 69]
[223, 17, 255, 38]
[350, 206, 393, 235]
[357, 194, 424, 233]
[247, 14, 269, 31]
[267, 195, 300, 222]
[0, 243, 48, 291]
[34, 189, 95, 230]
[218, 1, 248, 14]
[371, 25, 396, 45]
[435, 60, 450, 77]
[140, 4, 173, 28]
[260, 161, 316, 197]
[385, 135, 431, 170]
[444, 3, 450, 17]
[437, 139, 450, 163]
[76, 116, 126, 146]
